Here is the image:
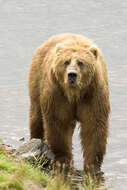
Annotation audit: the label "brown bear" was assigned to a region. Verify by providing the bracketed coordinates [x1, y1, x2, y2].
[28, 34, 110, 174]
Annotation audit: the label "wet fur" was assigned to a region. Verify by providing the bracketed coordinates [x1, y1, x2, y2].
[28, 34, 110, 173]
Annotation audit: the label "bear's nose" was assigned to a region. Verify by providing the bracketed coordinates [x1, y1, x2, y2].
[68, 72, 77, 78]
[68, 71, 77, 84]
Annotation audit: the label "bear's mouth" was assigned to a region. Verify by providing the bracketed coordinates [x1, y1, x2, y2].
[68, 78, 76, 85]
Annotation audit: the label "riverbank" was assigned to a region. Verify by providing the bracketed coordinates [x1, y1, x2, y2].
[0, 145, 106, 190]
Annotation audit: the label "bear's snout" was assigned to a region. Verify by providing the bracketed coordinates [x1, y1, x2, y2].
[67, 71, 77, 85]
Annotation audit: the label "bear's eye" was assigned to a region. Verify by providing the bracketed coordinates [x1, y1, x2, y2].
[77, 61, 84, 67]
[64, 60, 70, 66]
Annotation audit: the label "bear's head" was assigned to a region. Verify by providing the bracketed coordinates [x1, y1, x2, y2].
[51, 40, 99, 101]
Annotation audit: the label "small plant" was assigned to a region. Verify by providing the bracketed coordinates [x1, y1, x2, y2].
[0, 145, 107, 190]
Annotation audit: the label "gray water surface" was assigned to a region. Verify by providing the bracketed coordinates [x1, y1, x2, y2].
[0, 1, 127, 189]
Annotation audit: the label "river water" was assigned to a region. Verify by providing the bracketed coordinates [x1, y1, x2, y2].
[0, 0, 127, 189]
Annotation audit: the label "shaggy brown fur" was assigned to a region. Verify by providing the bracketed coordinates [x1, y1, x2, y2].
[28, 34, 110, 173]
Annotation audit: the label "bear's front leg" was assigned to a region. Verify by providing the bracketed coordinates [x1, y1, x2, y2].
[80, 113, 109, 175]
[41, 89, 76, 168]
[42, 114, 75, 167]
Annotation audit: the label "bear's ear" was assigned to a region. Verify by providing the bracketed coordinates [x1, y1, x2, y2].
[89, 45, 98, 59]
[55, 43, 64, 54]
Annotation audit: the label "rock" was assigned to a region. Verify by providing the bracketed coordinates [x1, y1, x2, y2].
[0, 143, 16, 154]
[14, 138, 54, 168]
[19, 137, 25, 142]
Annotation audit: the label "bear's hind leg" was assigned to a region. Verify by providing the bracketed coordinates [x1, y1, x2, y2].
[29, 103, 44, 139]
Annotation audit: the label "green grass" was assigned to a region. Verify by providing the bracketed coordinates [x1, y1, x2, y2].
[0, 148, 50, 190]
[0, 146, 106, 190]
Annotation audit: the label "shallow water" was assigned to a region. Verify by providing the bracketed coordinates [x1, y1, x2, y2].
[0, 0, 127, 189]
